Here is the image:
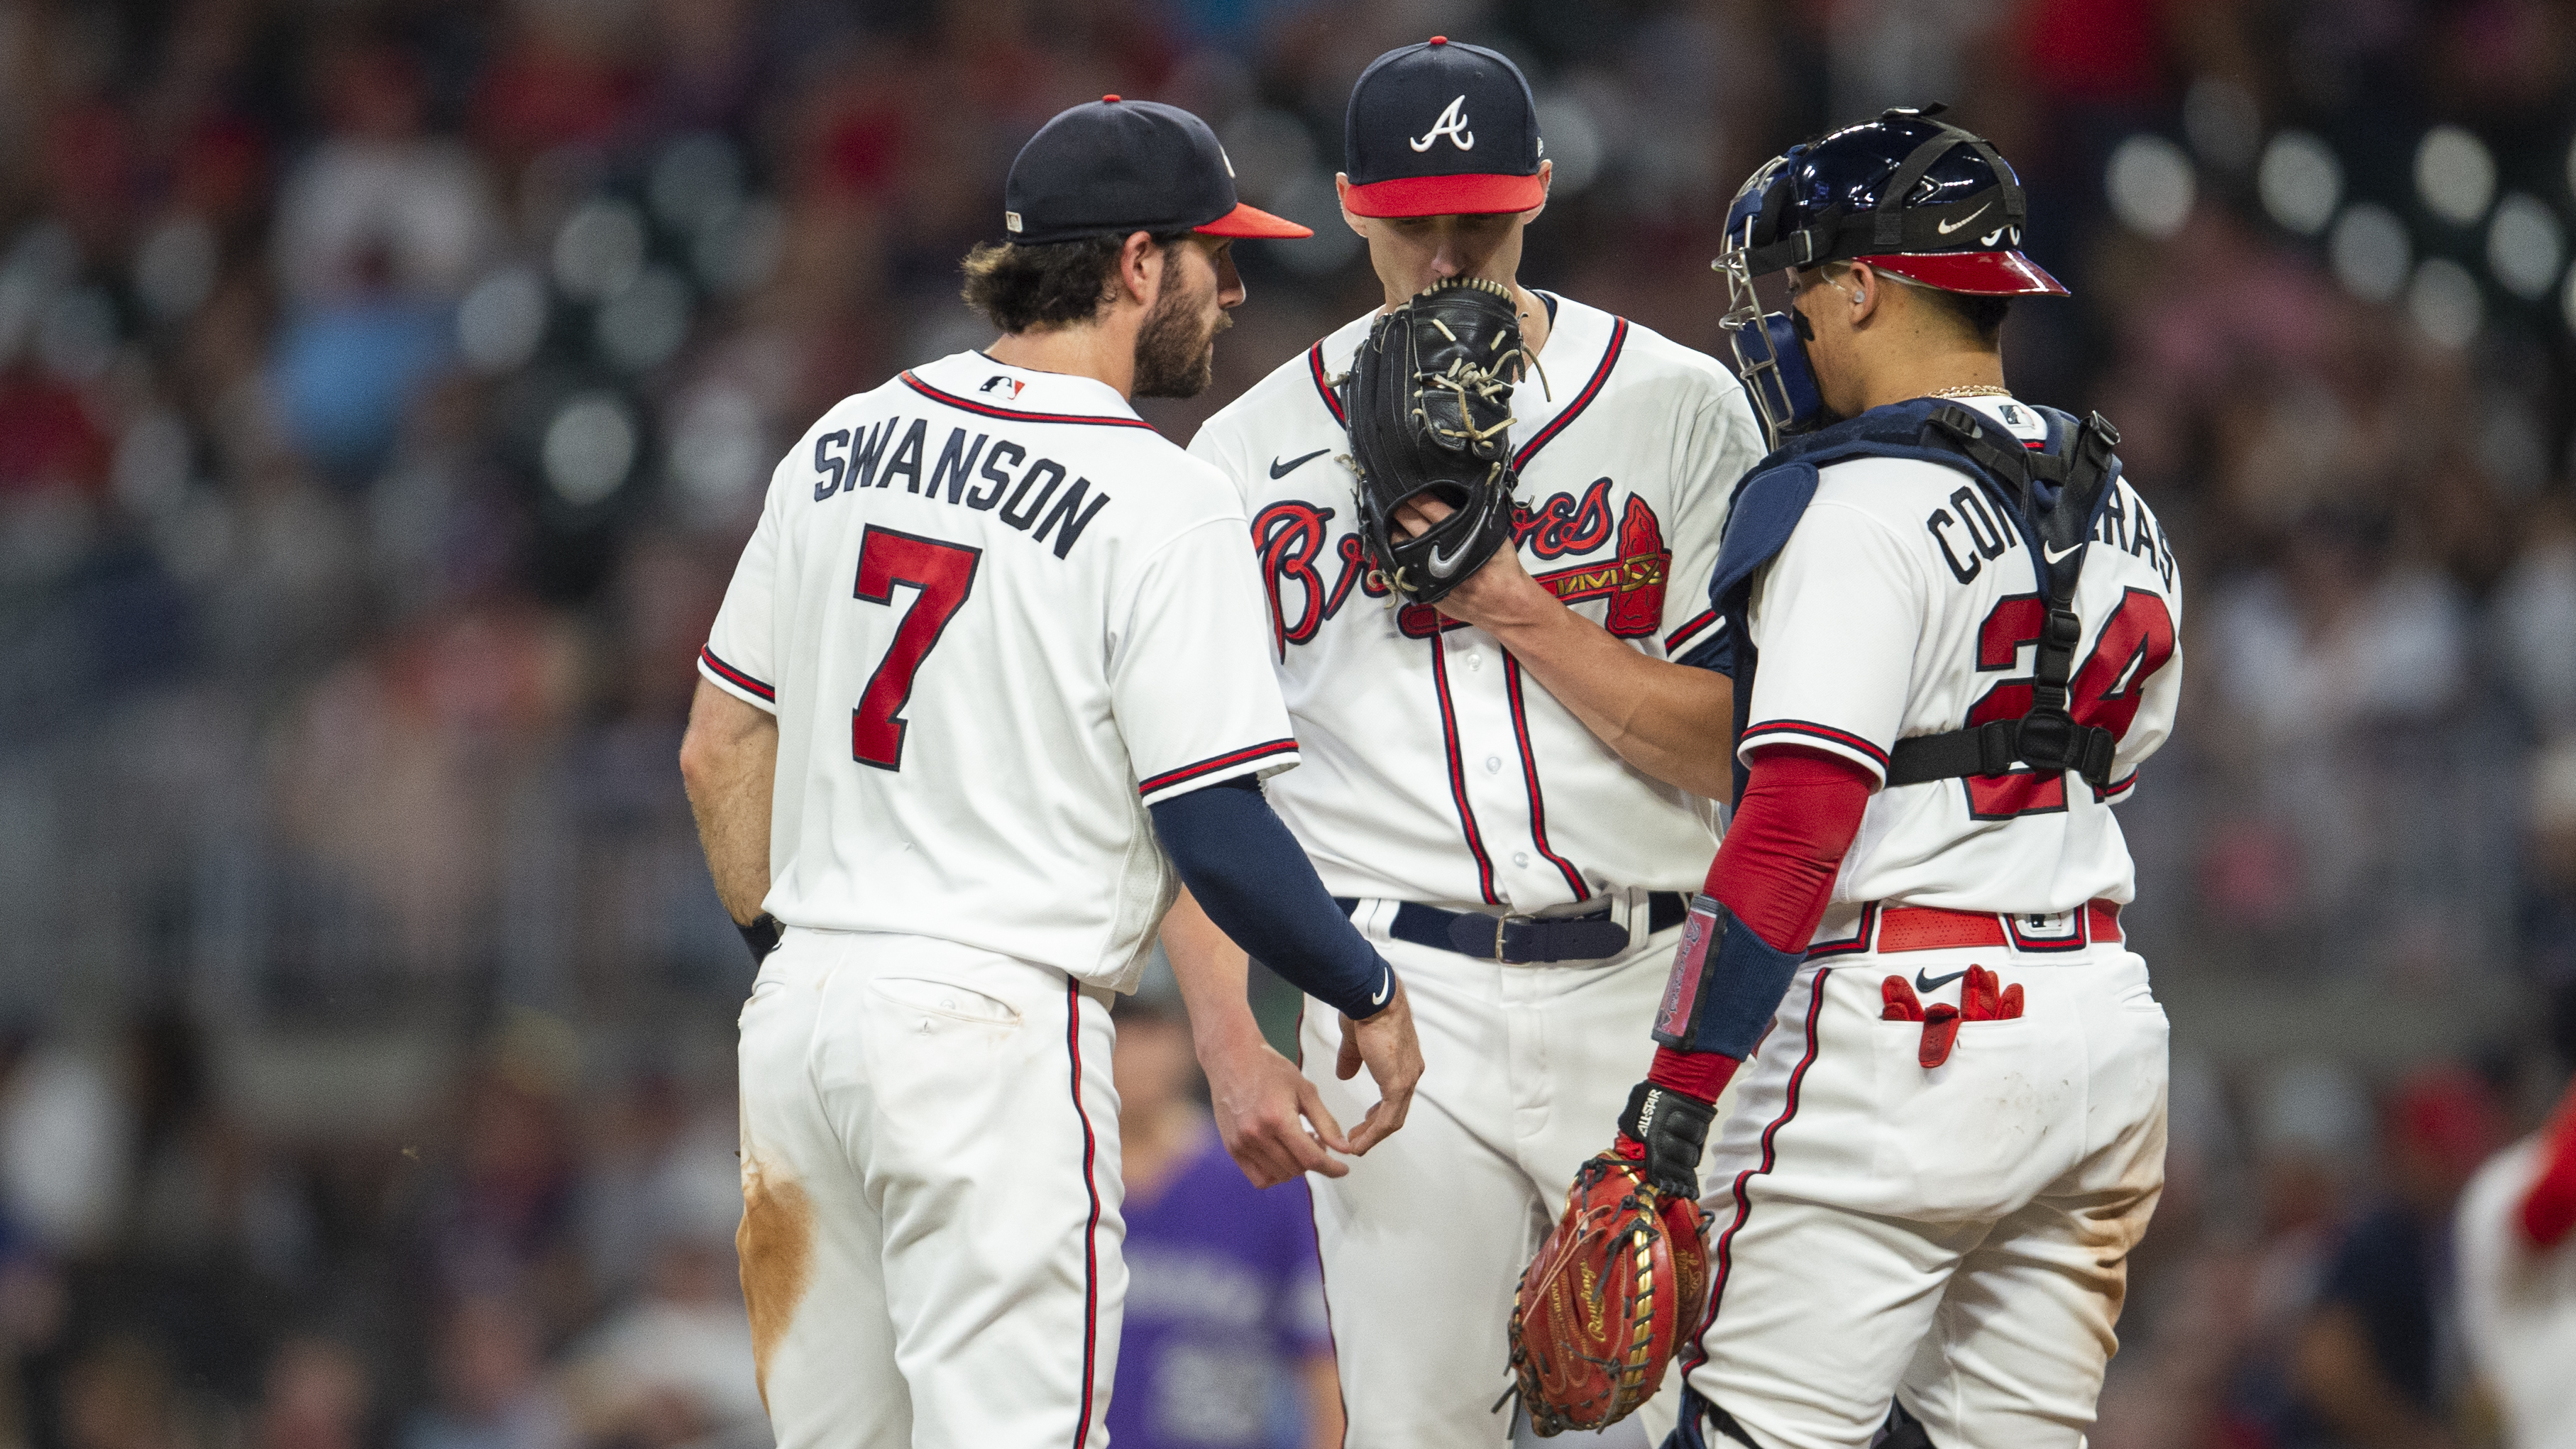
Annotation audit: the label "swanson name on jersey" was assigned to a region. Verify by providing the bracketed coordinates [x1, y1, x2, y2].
[810, 416, 1113, 560]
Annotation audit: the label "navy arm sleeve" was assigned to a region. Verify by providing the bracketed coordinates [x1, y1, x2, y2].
[1148, 776, 1394, 1020]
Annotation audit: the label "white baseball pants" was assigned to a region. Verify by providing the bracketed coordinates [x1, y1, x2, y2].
[1299, 894, 1726, 1449]
[1680, 943, 2169, 1449]
[736, 928, 1123, 1449]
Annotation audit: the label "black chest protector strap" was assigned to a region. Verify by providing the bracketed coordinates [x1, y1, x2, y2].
[1884, 406, 2123, 790]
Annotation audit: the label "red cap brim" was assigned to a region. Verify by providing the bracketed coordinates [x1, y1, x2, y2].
[1343, 170, 1545, 219]
[1196, 202, 1313, 239]
[1860, 250, 2070, 297]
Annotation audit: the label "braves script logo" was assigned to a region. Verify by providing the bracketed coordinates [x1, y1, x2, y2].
[1409, 95, 1474, 152]
[1252, 502, 1367, 655]
[1253, 486, 1670, 654]
[1519, 478, 1614, 560]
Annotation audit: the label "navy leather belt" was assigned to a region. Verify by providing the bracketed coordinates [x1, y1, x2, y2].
[1333, 893, 1690, 964]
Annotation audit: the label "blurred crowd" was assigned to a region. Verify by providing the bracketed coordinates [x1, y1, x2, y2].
[0, 1008, 765, 1449]
[0, 0, 2572, 1445]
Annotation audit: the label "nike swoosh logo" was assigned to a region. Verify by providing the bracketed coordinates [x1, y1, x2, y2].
[1426, 539, 1468, 576]
[1936, 204, 1992, 236]
[1270, 448, 1331, 479]
[1370, 969, 1391, 1008]
[2043, 541, 2082, 565]
[1915, 966, 1969, 993]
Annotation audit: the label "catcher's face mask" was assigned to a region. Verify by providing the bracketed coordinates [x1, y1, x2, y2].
[1716, 109, 2069, 451]
[1715, 152, 1827, 451]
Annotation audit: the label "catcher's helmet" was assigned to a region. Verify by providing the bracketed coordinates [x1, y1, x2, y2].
[1715, 107, 2066, 446]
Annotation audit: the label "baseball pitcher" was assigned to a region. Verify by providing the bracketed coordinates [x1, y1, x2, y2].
[1169, 37, 1767, 1448]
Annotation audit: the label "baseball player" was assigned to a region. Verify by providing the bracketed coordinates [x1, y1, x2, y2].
[2457, 1072, 2576, 1448]
[1166, 38, 1767, 1448]
[676, 97, 1426, 1449]
[1603, 109, 2182, 1449]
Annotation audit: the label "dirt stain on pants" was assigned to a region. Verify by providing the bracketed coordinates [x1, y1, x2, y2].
[738, 1157, 815, 1408]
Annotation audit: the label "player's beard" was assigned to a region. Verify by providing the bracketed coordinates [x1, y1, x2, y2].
[1130, 268, 1228, 400]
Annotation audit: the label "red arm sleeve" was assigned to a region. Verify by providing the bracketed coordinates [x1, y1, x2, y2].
[1703, 745, 1876, 952]
[1643, 746, 1873, 1102]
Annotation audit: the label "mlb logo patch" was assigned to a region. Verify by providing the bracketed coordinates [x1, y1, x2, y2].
[980, 375, 1025, 400]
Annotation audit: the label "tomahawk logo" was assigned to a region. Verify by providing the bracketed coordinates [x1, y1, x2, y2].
[1409, 96, 1475, 153]
[979, 375, 1025, 400]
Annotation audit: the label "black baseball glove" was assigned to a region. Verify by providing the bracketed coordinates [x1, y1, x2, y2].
[1339, 277, 1528, 605]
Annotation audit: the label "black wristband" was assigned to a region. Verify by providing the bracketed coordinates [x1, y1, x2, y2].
[737, 913, 782, 965]
[1619, 1080, 1716, 1201]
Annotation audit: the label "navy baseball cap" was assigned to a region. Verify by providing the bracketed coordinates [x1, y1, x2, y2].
[1003, 96, 1311, 246]
[1343, 37, 1544, 218]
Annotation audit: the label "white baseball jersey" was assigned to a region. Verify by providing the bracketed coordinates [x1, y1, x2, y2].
[1187, 293, 1767, 910]
[700, 349, 1299, 991]
[1191, 293, 1761, 1448]
[2457, 1130, 2576, 1448]
[1738, 395, 2184, 913]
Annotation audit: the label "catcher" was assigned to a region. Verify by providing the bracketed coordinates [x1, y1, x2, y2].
[1169, 35, 1766, 1448]
[1529, 110, 2181, 1449]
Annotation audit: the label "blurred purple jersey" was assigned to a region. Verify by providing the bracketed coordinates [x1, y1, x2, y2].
[1108, 1125, 1333, 1449]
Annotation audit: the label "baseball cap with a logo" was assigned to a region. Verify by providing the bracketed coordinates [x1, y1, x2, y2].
[1343, 37, 1544, 218]
[1003, 96, 1313, 246]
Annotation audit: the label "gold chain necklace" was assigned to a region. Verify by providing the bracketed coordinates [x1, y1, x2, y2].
[1928, 383, 2013, 399]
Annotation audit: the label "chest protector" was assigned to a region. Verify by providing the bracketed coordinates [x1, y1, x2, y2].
[1705, 397, 2124, 805]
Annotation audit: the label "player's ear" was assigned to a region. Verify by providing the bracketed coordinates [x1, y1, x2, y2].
[1520, 159, 1552, 224]
[1846, 261, 1884, 327]
[1116, 229, 1162, 308]
[1335, 174, 1368, 238]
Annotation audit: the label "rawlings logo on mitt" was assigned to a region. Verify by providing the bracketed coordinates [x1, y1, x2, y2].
[1338, 276, 1531, 605]
[1507, 1155, 1710, 1436]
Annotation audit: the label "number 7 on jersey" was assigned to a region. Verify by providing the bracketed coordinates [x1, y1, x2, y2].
[852, 526, 981, 771]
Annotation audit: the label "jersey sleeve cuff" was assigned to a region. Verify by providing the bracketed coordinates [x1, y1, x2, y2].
[698, 646, 778, 712]
[1662, 609, 1724, 660]
[1136, 738, 1300, 807]
[2096, 769, 2140, 803]
[1736, 719, 1890, 787]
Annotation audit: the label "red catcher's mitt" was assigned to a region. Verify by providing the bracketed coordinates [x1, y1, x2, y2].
[1507, 1154, 1710, 1436]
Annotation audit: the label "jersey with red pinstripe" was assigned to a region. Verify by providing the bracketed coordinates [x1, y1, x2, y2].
[1186, 294, 1766, 910]
[699, 349, 1301, 991]
[1736, 394, 2184, 913]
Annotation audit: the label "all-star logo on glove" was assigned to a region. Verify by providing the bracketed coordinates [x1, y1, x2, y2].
[1621, 1080, 1715, 1201]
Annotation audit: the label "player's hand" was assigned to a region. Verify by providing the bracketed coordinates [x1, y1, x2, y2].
[1334, 974, 1423, 1155]
[1199, 1030, 1354, 1187]
[1392, 495, 1548, 634]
